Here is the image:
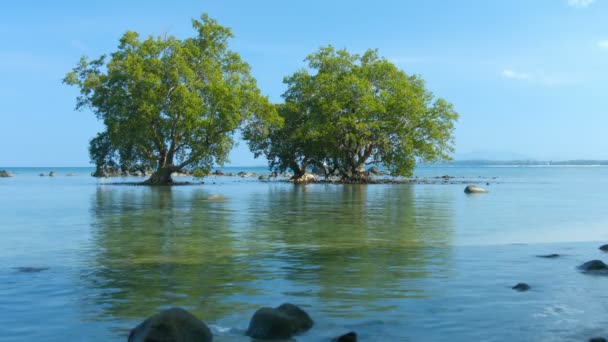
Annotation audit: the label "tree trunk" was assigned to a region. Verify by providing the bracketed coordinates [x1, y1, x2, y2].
[341, 163, 369, 183]
[143, 166, 174, 185]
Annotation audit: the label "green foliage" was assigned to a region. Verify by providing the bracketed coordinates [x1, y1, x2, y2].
[64, 14, 276, 183]
[245, 46, 458, 181]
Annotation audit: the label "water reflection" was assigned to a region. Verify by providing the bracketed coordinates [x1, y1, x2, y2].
[84, 186, 259, 323]
[82, 183, 454, 335]
[242, 184, 454, 316]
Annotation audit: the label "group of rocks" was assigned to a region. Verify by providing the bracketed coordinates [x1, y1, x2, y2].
[128, 303, 356, 342]
[510, 244, 608, 342]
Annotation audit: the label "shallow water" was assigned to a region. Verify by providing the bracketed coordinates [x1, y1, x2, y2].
[1, 166, 608, 341]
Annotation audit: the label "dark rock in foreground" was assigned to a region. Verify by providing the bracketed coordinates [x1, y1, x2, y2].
[512, 283, 530, 292]
[589, 337, 607, 342]
[464, 185, 487, 194]
[333, 331, 358, 342]
[578, 260, 608, 272]
[0, 170, 13, 177]
[129, 307, 212, 342]
[14, 266, 49, 273]
[536, 254, 560, 258]
[599, 244, 608, 252]
[246, 303, 313, 340]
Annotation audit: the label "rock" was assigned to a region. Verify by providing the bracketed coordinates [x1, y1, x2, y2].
[49, 171, 56, 177]
[258, 175, 269, 180]
[536, 254, 560, 258]
[590, 337, 607, 342]
[464, 185, 487, 194]
[292, 173, 317, 183]
[578, 260, 608, 272]
[0, 170, 12, 177]
[128, 307, 212, 342]
[246, 303, 313, 340]
[213, 169, 224, 176]
[92, 166, 120, 178]
[599, 244, 608, 252]
[270, 172, 278, 178]
[333, 331, 358, 342]
[512, 283, 530, 292]
[14, 266, 49, 273]
[367, 166, 381, 175]
[39, 173, 45, 177]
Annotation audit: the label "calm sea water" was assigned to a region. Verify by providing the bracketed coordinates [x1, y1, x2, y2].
[1, 166, 608, 341]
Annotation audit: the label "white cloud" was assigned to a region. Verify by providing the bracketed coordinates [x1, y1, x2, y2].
[597, 40, 608, 49]
[502, 69, 531, 80]
[567, 0, 595, 8]
[501, 69, 577, 86]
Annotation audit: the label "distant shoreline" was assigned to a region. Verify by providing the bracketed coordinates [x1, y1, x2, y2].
[3, 160, 608, 169]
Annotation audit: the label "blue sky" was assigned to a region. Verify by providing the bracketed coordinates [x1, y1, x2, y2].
[1, 0, 607, 166]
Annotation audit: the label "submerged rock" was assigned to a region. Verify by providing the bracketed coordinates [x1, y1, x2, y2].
[246, 303, 313, 340]
[464, 185, 487, 194]
[578, 260, 608, 272]
[14, 266, 49, 273]
[590, 338, 607, 342]
[128, 307, 212, 342]
[512, 283, 530, 292]
[333, 331, 358, 342]
[536, 254, 560, 258]
[0, 170, 12, 177]
[599, 244, 608, 252]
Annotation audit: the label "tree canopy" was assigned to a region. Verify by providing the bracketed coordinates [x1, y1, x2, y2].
[245, 46, 458, 182]
[64, 14, 276, 184]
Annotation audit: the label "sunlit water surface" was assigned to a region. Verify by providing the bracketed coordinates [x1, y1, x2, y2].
[1, 166, 608, 341]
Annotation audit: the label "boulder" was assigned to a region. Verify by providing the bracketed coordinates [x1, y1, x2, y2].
[599, 244, 608, 252]
[464, 185, 487, 194]
[246, 303, 313, 340]
[512, 283, 530, 292]
[590, 337, 607, 342]
[0, 170, 13, 177]
[39, 173, 45, 176]
[128, 307, 212, 342]
[293, 173, 317, 183]
[536, 254, 560, 258]
[258, 175, 269, 181]
[333, 331, 358, 342]
[213, 169, 224, 176]
[49, 171, 56, 177]
[578, 260, 608, 272]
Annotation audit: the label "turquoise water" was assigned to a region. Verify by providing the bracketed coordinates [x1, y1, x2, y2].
[1, 166, 608, 341]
